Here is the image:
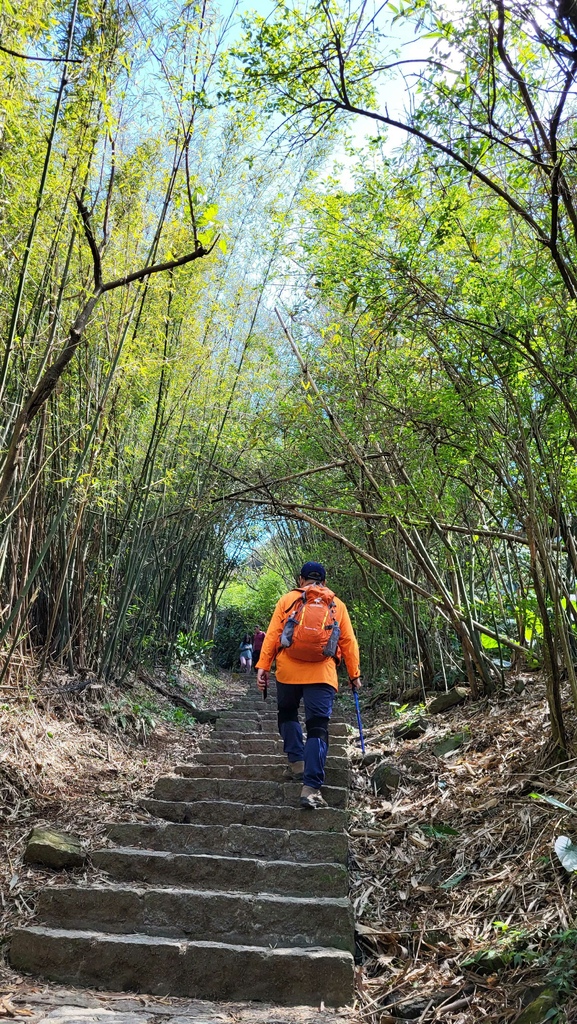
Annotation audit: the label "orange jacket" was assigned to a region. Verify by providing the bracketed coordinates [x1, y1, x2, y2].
[258, 584, 361, 690]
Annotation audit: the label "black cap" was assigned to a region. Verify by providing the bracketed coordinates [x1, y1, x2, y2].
[300, 561, 326, 582]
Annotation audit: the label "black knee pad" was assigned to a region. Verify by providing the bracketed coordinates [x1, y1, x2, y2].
[306, 715, 329, 745]
[278, 708, 299, 728]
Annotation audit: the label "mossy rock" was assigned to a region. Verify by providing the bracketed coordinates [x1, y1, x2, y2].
[393, 717, 427, 740]
[372, 762, 401, 795]
[428, 687, 469, 714]
[514, 989, 558, 1023]
[434, 730, 470, 757]
[24, 827, 84, 869]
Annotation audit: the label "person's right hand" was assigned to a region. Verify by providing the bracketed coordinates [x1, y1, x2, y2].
[350, 677, 362, 691]
[257, 669, 269, 692]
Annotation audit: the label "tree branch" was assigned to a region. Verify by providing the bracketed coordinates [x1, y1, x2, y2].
[0, 42, 82, 63]
[100, 240, 214, 293]
[75, 195, 102, 290]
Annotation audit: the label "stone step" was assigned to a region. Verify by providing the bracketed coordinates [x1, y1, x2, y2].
[38, 885, 354, 952]
[232, 700, 280, 710]
[10, 927, 354, 1005]
[174, 762, 350, 788]
[211, 733, 350, 749]
[215, 720, 348, 737]
[218, 708, 346, 724]
[141, 798, 346, 831]
[192, 751, 347, 768]
[10, 673, 354, 1007]
[105, 821, 348, 864]
[203, 737, 347, 755]
[152, 776, 347, 809]
[214, 719, 349, 737]
[93, 847, 347, 897]
[233, 705, 350, 719]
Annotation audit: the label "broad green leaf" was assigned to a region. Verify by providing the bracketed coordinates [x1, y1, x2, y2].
[480, 633, 500, 650]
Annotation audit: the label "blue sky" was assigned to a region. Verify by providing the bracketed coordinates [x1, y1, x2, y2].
[216, 0, 438, 175]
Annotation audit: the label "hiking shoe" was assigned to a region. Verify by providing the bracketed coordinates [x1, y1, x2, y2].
[283, 760, 305, 782]
[300, 785, 328, 809]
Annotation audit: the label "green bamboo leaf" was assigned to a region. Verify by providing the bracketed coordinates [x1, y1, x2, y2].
[439, 870, 468, 889]
[530, 793, 577, 815]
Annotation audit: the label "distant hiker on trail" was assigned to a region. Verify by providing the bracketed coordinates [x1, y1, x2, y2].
[252, 627, 265, 670]
[257, 561, 361, 809]
[239, 634, 253, 673]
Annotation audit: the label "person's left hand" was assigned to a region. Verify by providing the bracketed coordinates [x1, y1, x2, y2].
[257, 669, 269, 692]
[350, 677, 361, 691]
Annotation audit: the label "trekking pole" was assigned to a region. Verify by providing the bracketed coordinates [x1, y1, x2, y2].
[263, 682, 268, 701]
[352, 686, 365, 753]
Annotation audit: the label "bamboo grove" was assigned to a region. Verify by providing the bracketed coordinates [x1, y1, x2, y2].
[4, 0, 577, 758]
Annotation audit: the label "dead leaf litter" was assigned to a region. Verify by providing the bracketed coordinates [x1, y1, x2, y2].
[347, 675, 577, 1023]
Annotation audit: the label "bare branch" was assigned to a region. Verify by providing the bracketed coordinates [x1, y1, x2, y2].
[0, 42, 82, 63]
[75, 194, 102, 290]
[100, 239, 214, 293]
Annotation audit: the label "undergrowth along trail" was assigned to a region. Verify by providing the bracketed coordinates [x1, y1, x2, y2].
[349, 676, 577, 1023]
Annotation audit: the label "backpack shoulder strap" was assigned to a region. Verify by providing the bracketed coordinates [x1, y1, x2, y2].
[282, 590, 306, 615]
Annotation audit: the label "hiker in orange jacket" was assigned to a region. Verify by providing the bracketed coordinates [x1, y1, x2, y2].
[257, 561, 361, 809]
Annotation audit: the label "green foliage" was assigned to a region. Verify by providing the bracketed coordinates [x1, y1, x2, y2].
[530, 794, 577, 816]
[217, 0, 577, 745]
[166, 706, 198, 728]
[5, 0, 577, 756]
[391, 702, 425, 719]
[420, 822, 459, 839]
[101, 693, 198, 736]
[101, 699, 157, 743]
[0, 0, 318, 689]
[212, 607, 251, 669]
[174, 631, 214, 671]
[466, 926, 577, 1008]
[221, 569, 285, 629]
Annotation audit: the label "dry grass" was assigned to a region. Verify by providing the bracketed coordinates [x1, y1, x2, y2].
[348, 674, 577, 1022]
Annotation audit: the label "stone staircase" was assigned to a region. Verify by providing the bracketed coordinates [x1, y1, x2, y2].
[10, 684, 354, 1006]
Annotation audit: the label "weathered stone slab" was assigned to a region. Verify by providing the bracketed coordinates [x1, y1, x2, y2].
[214, 718, 348, 737]
[210, 730, 349, 746]
[39, 885, 354, 952]
[141, 798, 346, 832]
[10, 927, 354, 1006]
[174, 763, 350, 789]
[92, 848, 347, 897]
[152, 776, 347, 809]
[11, 680, 353, 1008]
[514, 990, 558, 1024]
[24, 828, 84, 870]
[105, 821, 348, 864]
[192, 751, 347, 768]
[204, 738, 347, 756]
[393, 718, 427, 740]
